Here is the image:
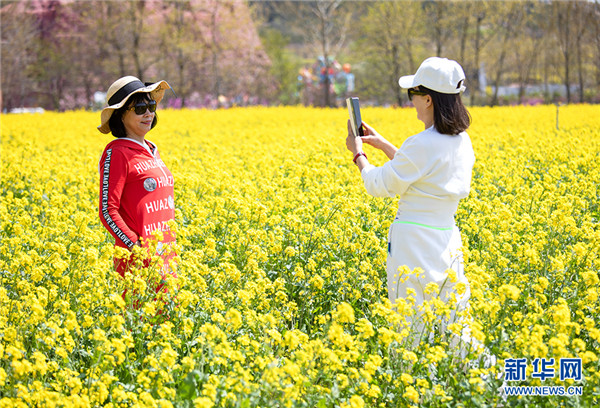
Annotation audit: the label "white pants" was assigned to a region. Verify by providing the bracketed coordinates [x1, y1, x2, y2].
[386, 221, 471, 333]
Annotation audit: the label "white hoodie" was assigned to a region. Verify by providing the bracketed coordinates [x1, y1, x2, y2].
[361, 126, 475, 228]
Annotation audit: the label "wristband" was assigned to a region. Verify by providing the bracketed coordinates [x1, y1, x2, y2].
[353, 152, 367, 164]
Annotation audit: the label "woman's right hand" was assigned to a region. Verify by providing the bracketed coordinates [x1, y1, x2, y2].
[360, 122, 398, 160]
[360, 122, 387, 150]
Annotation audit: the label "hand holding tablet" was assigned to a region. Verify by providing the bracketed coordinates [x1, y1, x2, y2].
[346, 97, 364, 137]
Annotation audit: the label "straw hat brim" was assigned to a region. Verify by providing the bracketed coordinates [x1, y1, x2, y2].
[97, 80, 171, 134]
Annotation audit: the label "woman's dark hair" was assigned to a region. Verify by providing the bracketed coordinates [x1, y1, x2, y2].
[418, 85, 471, 135]
[108, 92, 158, 138]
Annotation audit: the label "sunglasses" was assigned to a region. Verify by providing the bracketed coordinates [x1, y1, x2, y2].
[128, 100, 157, 115]
[407, 88, 429, 101]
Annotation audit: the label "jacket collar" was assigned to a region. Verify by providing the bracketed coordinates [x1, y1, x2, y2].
[108, 137, 156, 156]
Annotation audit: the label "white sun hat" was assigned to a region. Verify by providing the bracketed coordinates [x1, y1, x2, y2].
[398, 57, 466, 94]
[97, 76, 171, 134]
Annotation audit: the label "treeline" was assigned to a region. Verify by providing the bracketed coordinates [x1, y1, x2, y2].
[2, 0, 599, 111]
[256, 0, 600, 106]
[1, 0, 271, 111]
[356, 0, 600, 106]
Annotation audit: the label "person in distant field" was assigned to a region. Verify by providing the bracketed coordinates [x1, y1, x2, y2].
[97, 76, 177, 293]
[345, 57, 475, 329]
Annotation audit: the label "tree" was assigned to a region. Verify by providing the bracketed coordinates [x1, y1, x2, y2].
[355, 1, 424, 106]
[511, 3, 544, 103]
[572, 1, 592, 102]
[422, 0, 454, 57]
[1, 0, 271, 110]
[487, 2, 527, 106]
[312, 0, 349, 107]
[27, 0, 89, 110]
[594, 1, 600, 95]
[157, 1, 206, 107]
[260, 28, 301, 105]
[552, 1, 590, 103]
[0, 2, 39, 110]
[266, 0, 351, 107]
[469, 1, 496, 105]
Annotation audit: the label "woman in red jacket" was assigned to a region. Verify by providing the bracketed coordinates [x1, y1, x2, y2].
[97, 76, 176, 292]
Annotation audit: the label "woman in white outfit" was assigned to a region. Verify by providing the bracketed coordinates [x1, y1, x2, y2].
[346, 57, 475, 329]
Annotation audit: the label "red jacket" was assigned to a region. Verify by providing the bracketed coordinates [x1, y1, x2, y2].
[98, 138, 176, 276]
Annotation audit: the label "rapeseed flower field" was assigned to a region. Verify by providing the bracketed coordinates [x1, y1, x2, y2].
[1, 105, 599, 407]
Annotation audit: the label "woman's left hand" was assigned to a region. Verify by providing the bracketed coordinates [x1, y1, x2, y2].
[346, 119, 363, 155]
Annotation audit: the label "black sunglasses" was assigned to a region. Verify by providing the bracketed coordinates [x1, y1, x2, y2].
[407, 88, 429, 101]
[128, 100, 157, 115]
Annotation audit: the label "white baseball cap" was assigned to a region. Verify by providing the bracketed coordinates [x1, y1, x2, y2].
[399, 57, 466, 94]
